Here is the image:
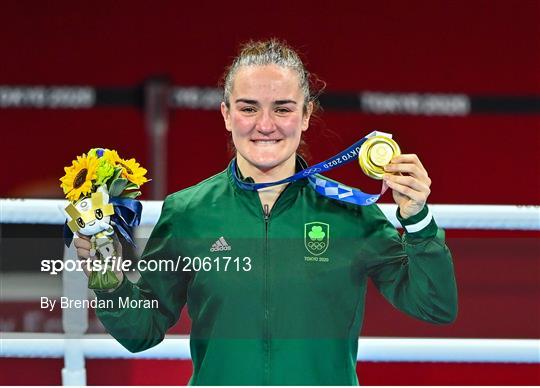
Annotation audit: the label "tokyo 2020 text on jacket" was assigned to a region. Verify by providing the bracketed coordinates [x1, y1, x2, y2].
[95, 159, 458, 385]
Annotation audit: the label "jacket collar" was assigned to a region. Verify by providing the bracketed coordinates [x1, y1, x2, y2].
[226, 155, 309, 217]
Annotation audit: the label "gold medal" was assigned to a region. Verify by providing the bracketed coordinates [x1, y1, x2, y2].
[359, 135, 401, 179]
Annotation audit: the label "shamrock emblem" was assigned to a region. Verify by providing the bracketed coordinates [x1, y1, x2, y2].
[308, 225, 326, 241]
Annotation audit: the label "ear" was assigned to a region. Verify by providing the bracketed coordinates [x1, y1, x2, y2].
[221, 102, 232, 132]
[301, 101, 314, 132]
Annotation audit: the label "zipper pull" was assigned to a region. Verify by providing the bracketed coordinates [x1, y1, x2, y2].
[263, 204, 270, 220]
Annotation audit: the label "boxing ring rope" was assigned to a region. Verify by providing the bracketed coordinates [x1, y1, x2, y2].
[2, 333, 539, 363]
[2, 199, 539, 230]
[1, 199, 539, 385]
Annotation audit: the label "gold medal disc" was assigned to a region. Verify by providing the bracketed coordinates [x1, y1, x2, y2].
[359, 135, 401, 179]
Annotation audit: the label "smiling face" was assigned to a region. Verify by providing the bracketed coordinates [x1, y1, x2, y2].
[65, 188, 113, 235]
[221, 65, 312, 174]
[75, 197, 111, 235]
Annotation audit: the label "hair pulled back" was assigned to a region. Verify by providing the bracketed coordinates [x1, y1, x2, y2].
[222, 39, 324, 115]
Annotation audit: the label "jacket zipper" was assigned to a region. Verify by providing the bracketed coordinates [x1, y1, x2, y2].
[263, 203, 270, 384]
[260, 187, 290, 384]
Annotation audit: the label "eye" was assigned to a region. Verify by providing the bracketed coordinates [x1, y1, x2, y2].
[95, 209, 103, 220]
[240, 106, 257, 113]
[275, 107, 292, 114]
[77, 218, 85, 228]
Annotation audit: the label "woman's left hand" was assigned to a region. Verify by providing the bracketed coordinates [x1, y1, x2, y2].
[382, 154, 432, 219]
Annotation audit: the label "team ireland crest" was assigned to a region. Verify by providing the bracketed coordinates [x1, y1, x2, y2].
[304, 222, 330, 256]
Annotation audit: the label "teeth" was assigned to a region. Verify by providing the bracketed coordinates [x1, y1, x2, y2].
[254, 140, 278, 144]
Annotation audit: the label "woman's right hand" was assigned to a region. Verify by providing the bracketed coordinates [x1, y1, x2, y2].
[74, 233, 124, 290]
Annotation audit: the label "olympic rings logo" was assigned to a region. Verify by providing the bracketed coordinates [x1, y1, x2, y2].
[307, 241, 326, 250]
[366, 196, 378, 204]
[302, 168, 321, 176]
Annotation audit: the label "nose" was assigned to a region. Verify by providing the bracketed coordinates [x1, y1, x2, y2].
[256, 110, 276, 134]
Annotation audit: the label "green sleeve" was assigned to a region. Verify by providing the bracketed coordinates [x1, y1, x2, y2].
[364, 205, 458, 324]
[94, 195, 190, 352]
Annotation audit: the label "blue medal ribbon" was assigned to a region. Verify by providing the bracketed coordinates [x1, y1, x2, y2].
[231, 131, 387, 206]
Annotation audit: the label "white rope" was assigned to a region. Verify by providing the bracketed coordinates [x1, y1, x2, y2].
[1, 333, 538, 363]
[1, 199, 539, 230]
[0, 199, 160, 227]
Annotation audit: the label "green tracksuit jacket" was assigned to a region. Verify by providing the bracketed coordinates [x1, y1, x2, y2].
[95, 160, 458, 385]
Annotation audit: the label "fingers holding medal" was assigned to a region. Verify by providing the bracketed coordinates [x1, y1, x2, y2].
[383, 154, 432, 218]
[359, 135, 431, 219]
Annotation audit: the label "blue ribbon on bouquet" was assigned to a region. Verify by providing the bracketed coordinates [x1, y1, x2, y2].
[230, 131, 389, 206]
[63, 197, 142, 247]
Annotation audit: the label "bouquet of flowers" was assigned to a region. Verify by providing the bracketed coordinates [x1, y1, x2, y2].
[60, 148, 148, 290]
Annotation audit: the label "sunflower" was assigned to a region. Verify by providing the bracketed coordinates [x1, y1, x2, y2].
[116, 157, 149, 186]
[102, 149, 122, 165]
[60, 154, 99, 202]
